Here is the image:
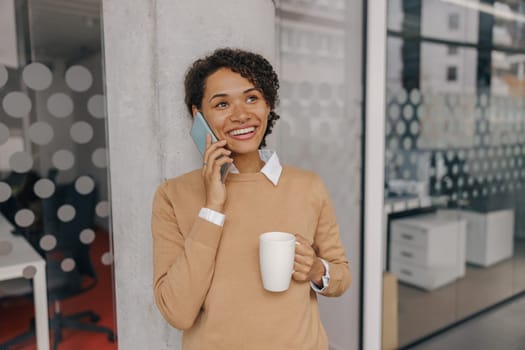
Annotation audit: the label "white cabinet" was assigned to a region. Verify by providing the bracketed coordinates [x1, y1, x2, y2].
[439, 209, 514, 267]
[389, 214, 466, 291]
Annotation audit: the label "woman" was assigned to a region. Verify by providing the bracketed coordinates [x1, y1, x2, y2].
[152, 48, 351, 350]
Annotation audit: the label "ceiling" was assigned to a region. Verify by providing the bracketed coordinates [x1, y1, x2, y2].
[28, 0, 101, 60]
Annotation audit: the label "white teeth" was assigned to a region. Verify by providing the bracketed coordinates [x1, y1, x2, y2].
[230, 127, 255, 136]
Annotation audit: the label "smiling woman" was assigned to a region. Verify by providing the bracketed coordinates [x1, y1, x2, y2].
[194, 68, 270, 171]
[151, 48, 352, 350]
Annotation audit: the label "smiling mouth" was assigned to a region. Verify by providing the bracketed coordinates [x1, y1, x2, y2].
[229, 126, 256, 136]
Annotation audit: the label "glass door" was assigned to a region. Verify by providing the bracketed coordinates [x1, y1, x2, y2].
[382, 1, 525, 348]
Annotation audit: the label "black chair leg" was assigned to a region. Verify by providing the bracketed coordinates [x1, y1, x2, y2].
[67, 310, 100, 322]
[61, 318, 115, 341]
[0, 310, 115, 349]
[0, 329, 35, 349]
[51, 313, 64, 350]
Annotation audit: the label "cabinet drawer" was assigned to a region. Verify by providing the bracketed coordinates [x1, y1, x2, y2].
[390, 242, 427, 267]
[391, 259, 461, 291]
[391, 223, 427, 248]
[390, 261, 426, 287]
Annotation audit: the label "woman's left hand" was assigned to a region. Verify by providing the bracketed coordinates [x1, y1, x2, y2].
[292, 234, 325, 285]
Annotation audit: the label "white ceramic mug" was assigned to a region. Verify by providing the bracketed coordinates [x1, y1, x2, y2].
[259, 231, 296, 292]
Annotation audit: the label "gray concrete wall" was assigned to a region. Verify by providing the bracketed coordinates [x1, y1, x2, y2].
[102, 1, 276, 349]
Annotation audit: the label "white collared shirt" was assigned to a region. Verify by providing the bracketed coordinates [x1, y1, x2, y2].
[228, 149, 282, 186]
[198, 149, 330, 292]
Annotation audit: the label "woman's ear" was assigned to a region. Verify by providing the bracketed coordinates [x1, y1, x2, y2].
[191, 105, 198, 118]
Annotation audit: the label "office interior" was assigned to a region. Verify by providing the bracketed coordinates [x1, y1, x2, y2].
[0, 0, 524, 350]
[0, 0, 115, 349]
[382, 0, 525, 348]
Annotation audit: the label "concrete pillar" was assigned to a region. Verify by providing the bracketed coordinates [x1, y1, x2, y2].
[102, 1, 275, 349]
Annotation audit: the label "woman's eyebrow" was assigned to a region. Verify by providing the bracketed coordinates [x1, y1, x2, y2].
[208, 87, 260, 102]
[208, 93, 227, 102]
[243, 87, 260, 94]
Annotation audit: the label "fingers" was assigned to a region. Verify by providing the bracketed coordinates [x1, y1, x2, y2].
[204, 150, 233, 179]
[202, 138, 233, 179]
[292, 234, 317, 282]
[292, 270, 309, 282]
[293, 252, 315, 282]
[203, 138, 227, 166]
[295, 254, 314, 266]
[294, 234, 313, 257]
[294, 234, 309, 245]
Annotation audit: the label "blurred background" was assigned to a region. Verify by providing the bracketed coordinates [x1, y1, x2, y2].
[0, 0, 115, 349]
[383, 0, 525, 349]
[1, 0, 525, 350]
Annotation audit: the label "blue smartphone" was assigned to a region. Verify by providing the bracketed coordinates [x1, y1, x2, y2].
[190, 111, 231, 182]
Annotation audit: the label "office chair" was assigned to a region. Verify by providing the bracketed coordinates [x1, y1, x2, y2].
[0, 174, 115, 350]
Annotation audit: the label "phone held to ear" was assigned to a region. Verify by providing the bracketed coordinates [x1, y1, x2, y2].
[190, 111, 231, 182]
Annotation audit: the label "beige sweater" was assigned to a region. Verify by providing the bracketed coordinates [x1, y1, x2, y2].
[151, 166, 351, 350]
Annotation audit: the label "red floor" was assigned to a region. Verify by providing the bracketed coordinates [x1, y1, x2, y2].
[0, 229, 118, 350]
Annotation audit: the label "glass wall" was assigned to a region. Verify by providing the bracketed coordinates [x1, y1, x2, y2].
[383, 0, 525, 348]
[0, 0, 116, 348]
[276, 1, 363, 349]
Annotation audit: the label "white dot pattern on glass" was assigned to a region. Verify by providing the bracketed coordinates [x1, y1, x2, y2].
[39, 235, 57, 251]
[3, 91, 32, 118]
[0, 64, 7, 88]
[403, 137, 412, 150]
[65, 65, 93, 92]
[79, 228, 96, 244]
[96, 201, 109, 218]
[0, 123, 9, 145]
[92, 148, 107, 168]
[410, 121, 419, 135]
[22, 62, 53, 91]
[75, 176, 95, 194]
[410, 89, 421, 104]
[395, 154, 404, 167]
[416, 105, 424, 118]
[23, 265, 37, 279]
[389, 104, 400, 120]
[396, 90, 407, 104]
[0, 240, 14, 255]
[34, 178, 55, 199]
[52, 150, 75, 170]
[0, 182, 12, 202]
[396, 121, 406, 135]
[101, 252, 113, 265]
[87, 94, 105, 118]
[402, 105, 413, 120]
[61, 258, 76, 272]
[15, 209, 35, 227]
[28, 122, 54, 145]
[70, 121, 94, 144]
[57, 205, 76, 222]
[47, 93, 73, 118]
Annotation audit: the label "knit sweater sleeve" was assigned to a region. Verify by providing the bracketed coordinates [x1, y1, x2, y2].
[151, 181, 222, 330]
[311, 174, 351, 297]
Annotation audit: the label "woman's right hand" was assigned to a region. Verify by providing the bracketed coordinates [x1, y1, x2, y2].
[202, 134, 233, 212]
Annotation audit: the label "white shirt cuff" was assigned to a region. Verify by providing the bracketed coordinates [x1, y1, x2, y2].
[198, 208, 225, 227]
[310, 258, 330, 293]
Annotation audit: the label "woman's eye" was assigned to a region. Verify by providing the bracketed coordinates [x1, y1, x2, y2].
[247, 95, 258, 103]
[215, 102, 228, 108]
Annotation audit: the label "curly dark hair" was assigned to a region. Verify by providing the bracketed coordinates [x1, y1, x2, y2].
[184, 48, 280, 148]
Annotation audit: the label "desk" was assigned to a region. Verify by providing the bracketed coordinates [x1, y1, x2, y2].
[0, 213, 50, 350]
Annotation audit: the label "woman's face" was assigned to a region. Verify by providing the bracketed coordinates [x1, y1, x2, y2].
[193, 68, 270, 155]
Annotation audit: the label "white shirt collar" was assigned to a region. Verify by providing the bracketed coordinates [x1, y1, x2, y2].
[228, 149, 282, 186]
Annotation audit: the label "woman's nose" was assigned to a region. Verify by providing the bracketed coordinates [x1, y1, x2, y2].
[230, 104, 251, 123]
